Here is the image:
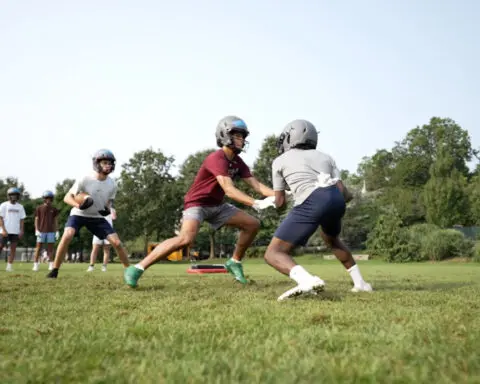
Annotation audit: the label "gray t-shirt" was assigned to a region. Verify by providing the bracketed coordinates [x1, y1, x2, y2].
[272, 149, 341, 206]
[68, 173, 117, 218]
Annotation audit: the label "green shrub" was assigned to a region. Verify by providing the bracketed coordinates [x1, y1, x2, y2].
[416, 228, 474, 261]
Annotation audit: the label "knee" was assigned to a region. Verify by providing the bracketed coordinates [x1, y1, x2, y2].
[177, 233, 194, 248]
[244, 217, 261, 234]
[62, 228, 76, 240]
[108, 236, 121, 248]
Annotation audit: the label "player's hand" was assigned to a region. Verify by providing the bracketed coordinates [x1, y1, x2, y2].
[1, 230, 7, 237]
[98, 206, 111, 216]
[55, 231, 60, 240]
[19, 231, 24, 239]
[79, 197, 94, 210]
[35, 230, 40, 237]
[252, 196, 276, 212]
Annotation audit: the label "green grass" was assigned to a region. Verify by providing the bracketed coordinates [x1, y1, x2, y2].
[1, 258, 480, 383]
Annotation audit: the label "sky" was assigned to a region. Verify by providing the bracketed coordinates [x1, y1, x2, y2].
[1, 0, 479, 198]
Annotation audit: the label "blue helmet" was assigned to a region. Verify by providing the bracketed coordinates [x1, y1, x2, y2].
[42, 190, 54, 199]
[7, 187, 21, 201]
[92, 149, 116, 174]
[215, 116, 250, 153]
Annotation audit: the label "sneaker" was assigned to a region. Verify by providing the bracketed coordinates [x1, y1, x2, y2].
[351, 281, 373, 292]
[225, 258, 248, 284]
[32, 263, 39, 272]
[87, 265, 94, 272]
[277, 276, 325, 302]
[47, 269, 58, 278]
[101, 265, 107, 272]
[6, 265, 13, 272]
[124, 266, 144, 288]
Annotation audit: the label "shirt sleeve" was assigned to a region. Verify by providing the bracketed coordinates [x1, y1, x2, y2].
[272, 158, 287, 191]
[110, 180, 117, 200]
[330, 157, 341, 180]
[20, 205, 26, 220]
[68, 178, 83, 195]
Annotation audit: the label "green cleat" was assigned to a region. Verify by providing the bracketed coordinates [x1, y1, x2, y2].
[124, 266, 144, 288]
[225, 258, 248, 284]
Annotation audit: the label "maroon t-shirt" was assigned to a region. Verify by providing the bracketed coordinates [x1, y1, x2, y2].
[35, 204, 59, 233]
[184, 149, 252, 209]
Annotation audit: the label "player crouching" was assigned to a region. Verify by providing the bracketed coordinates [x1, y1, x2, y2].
[264, 119, 373, 301]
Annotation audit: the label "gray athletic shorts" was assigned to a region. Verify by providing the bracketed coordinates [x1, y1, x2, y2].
[182, 203, 239, 230]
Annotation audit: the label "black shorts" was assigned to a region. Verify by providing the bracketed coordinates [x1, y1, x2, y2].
[274, 185, 346, 246]
[1, 234, 19, 246]
[65, 215, 116, 240]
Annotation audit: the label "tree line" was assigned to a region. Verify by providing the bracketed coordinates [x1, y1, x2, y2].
[2, 117, 479, 261]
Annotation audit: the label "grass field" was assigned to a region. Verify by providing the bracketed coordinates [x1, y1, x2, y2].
[1, 257, 480, 383]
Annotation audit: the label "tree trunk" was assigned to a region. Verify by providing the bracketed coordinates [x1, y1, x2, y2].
[143, 231, 149, 255]
[209, 231, 216, 259]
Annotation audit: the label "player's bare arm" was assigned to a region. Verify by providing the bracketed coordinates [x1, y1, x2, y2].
[216, 175, 256, 207]
[335, 181, 353, 203]
[274, 190, 287, 208]
[34, 216, 38, 232]
[19, 219, 24, 238]
[243, 177, 275, 197]
[0, 216, 6, 235]
[64, 192, 80, 209]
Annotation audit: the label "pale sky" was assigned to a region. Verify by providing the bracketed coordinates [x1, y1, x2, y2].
[1, 0, 479, 198]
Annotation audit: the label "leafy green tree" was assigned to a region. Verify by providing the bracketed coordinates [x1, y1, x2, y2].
[116, 148, 180, 252]
[423, 148, 470, 227]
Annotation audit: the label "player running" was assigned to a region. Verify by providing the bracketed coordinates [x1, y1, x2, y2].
[47, 149, 130, 278]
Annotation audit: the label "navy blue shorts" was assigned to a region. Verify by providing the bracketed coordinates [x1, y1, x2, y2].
[65, 215, 115, 240]
[274, 185, 346, 246]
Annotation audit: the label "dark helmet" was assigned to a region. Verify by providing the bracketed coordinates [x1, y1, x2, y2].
[92, 149, 116, 174]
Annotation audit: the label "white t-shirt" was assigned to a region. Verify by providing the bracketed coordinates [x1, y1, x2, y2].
[0, 201, 26, 235]
[68, 173, 117, 218]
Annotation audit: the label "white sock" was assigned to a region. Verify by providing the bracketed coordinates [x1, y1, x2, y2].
[34, 262, 38, 267]
[289, 265, 314, 285]
[134, 264, 144, 271]
[348, 264, 364, 286]
[7, 263, 12, 268]
[231, 258, 241, 263]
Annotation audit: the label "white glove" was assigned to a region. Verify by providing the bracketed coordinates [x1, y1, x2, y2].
[35, 230, 40, 237]
[315, 172, 339, 188]
[111, 208, 117, 220]
[55, 231, 60, 240]
[285, 190, 292, 196]
[252, 196, 276, 212]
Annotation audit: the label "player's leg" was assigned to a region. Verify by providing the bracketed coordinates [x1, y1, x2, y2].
[6, 235, 19, 271]
[212, 205, 260, 284]
[102, 243, 111, 271]
[124, 212, 202, 288]
[319, 230, 372, 292]
[47, 216, 82, 278]
[88, 242, 101, 272]
[264, 209, 324, 301]
[46, 241, 54, 270]
[33, 233, 45, 270]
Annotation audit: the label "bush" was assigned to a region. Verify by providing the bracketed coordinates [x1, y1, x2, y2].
[245, 246, 268, 258]
[367, 211, 475, 262]
[418, 229, 475, 261]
